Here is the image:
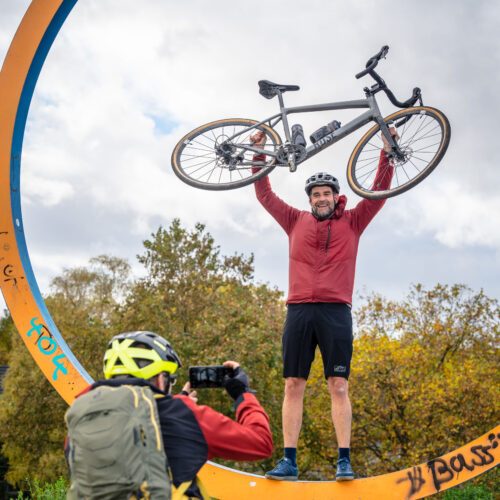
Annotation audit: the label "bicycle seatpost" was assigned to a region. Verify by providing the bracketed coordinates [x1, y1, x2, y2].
[276, 89, 292, 143]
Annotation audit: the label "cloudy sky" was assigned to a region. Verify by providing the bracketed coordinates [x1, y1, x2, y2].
[1, 0, 499, 317]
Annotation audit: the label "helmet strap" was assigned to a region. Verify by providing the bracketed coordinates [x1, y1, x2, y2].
[153, 372, 174, 394]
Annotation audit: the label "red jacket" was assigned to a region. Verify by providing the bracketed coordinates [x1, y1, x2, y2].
[254, 151, 393, 305]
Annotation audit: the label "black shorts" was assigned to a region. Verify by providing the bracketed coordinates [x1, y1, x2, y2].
[282, 303, 353, 380]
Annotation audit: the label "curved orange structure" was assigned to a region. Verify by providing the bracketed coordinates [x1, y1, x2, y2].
[0, 1, 497, 498]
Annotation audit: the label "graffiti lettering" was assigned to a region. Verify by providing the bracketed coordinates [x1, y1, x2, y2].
[396, 466, 425, 498]
[25, 317, 68, 381]
[427, 458, 454, 492]
[3, 263, 25, 286]
[449, 454, 474, 473]
[427, 433, 499, 491]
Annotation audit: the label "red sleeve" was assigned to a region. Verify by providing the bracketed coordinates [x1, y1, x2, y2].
[176, 393, 273, 461]
[252, 154, 300, 234]
[349, 150, 394, 234]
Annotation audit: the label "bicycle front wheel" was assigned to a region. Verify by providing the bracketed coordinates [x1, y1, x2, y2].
[171, 118, 282, 191]
[347, 106, 450, 199]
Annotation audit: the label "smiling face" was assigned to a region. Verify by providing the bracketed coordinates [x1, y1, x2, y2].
[309, 185, 339, 219]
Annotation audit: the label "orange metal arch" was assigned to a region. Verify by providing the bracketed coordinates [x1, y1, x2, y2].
[0, 1, 497, 498]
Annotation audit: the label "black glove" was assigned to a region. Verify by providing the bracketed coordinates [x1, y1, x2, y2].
[223, 366, 251, 400]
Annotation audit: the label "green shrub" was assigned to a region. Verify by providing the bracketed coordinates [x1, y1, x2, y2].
[443, 483, 493, 500]
[16, 476, 67, 499]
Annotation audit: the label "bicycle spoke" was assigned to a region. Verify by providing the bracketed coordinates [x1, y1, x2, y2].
[398, 116, 423, 145]
[394, 165, 400, 187]
[358, 165, 378, 184]
[381, 166, 394, 188]
[183, 145, 215, 154]
[411, 154, 434, 164]
[402, 117, 436, 148]
[185, 159, 218, 176]
[410, 141, 441, 153]
[181, 152, 215, 160]
[205, 163, 218, 183]
[356, 154, 381, 163]
[190, 138, 215, 151]
[355, 157, 380, 170]
[367, 140, 381, 150]
[408, 159, 423, 174]
[182, 157, 218, 171]
[400, 125, 441, 148]
[218, 163, 224, 184]
[408, 132, 442, 144]
[400, 163, 411, 182]
[397, 115, 411, 143]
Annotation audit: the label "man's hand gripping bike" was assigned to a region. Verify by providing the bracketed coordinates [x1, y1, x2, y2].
[171, 46, 450, 200]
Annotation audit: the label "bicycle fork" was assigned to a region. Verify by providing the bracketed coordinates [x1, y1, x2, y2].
[375, 114, 406, 162]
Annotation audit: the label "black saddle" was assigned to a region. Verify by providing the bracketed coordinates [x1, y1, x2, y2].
[258, 80, 300, 99]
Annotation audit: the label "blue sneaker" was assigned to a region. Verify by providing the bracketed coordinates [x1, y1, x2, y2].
[265, 457, 299, 481]
[336, 457, 354, 481]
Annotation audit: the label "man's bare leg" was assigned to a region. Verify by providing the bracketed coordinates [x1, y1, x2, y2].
[265, 377, 306, 480]
[327, 376, 351, 447]
[328, 376, 354, 480]
[283, 377, 307, 446]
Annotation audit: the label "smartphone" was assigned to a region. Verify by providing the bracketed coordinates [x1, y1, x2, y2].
[189, 366, 233, 389]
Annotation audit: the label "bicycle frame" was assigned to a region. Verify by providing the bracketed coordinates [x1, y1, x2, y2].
[229, 91, 400, 166]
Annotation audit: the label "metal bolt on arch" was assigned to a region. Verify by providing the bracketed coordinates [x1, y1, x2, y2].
[0, 1, 497, 498]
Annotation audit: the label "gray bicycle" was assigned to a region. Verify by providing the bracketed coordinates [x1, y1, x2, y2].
[171, 46, 450, 199]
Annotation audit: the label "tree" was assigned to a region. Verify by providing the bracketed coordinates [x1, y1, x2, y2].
[0, 256, 130, 485]
[119, 219, 285, 473]
[302, 284, 499, 479]
[0, 315, 13, 365]
[0, 220, 286, 482]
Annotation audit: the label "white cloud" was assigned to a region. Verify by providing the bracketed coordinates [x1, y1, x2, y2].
[392, 182, 500, 249]
[0, 0, 499, 308]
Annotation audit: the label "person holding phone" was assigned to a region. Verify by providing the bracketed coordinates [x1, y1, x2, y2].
[67, 331, 273, 499]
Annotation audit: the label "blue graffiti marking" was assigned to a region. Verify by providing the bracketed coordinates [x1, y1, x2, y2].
[26, 317, 68, 380]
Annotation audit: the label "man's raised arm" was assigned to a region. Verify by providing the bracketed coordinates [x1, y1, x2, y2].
[250, 131, 300, 234]
[350, 128, 397, 234]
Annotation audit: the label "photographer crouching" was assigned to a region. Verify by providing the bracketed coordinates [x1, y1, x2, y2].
[65, 331, 273, 500]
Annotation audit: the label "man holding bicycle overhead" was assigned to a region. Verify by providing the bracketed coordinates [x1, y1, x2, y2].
[251, 129, 396, 482]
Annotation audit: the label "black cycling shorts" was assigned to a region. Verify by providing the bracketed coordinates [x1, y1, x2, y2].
[282, 303, 353, 380]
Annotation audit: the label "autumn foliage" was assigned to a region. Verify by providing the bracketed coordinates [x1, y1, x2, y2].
[0, 219, 498, 487]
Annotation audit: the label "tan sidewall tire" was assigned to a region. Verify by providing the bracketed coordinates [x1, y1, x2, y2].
[347, 106, 450, 200]
[171, 118, 282, 191]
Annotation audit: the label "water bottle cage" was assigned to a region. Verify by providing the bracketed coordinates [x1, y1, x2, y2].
[310, 120, 341, 144]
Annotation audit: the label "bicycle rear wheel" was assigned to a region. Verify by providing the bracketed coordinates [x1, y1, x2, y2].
[347, 106, 450, 199]
[171, 118, 282, 190]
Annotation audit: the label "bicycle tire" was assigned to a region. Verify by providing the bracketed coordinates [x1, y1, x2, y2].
[347, 106, 451, 200]
[171, 118, 282, 191]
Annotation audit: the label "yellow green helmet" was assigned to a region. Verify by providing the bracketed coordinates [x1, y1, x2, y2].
[103, 331, 181, 380]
